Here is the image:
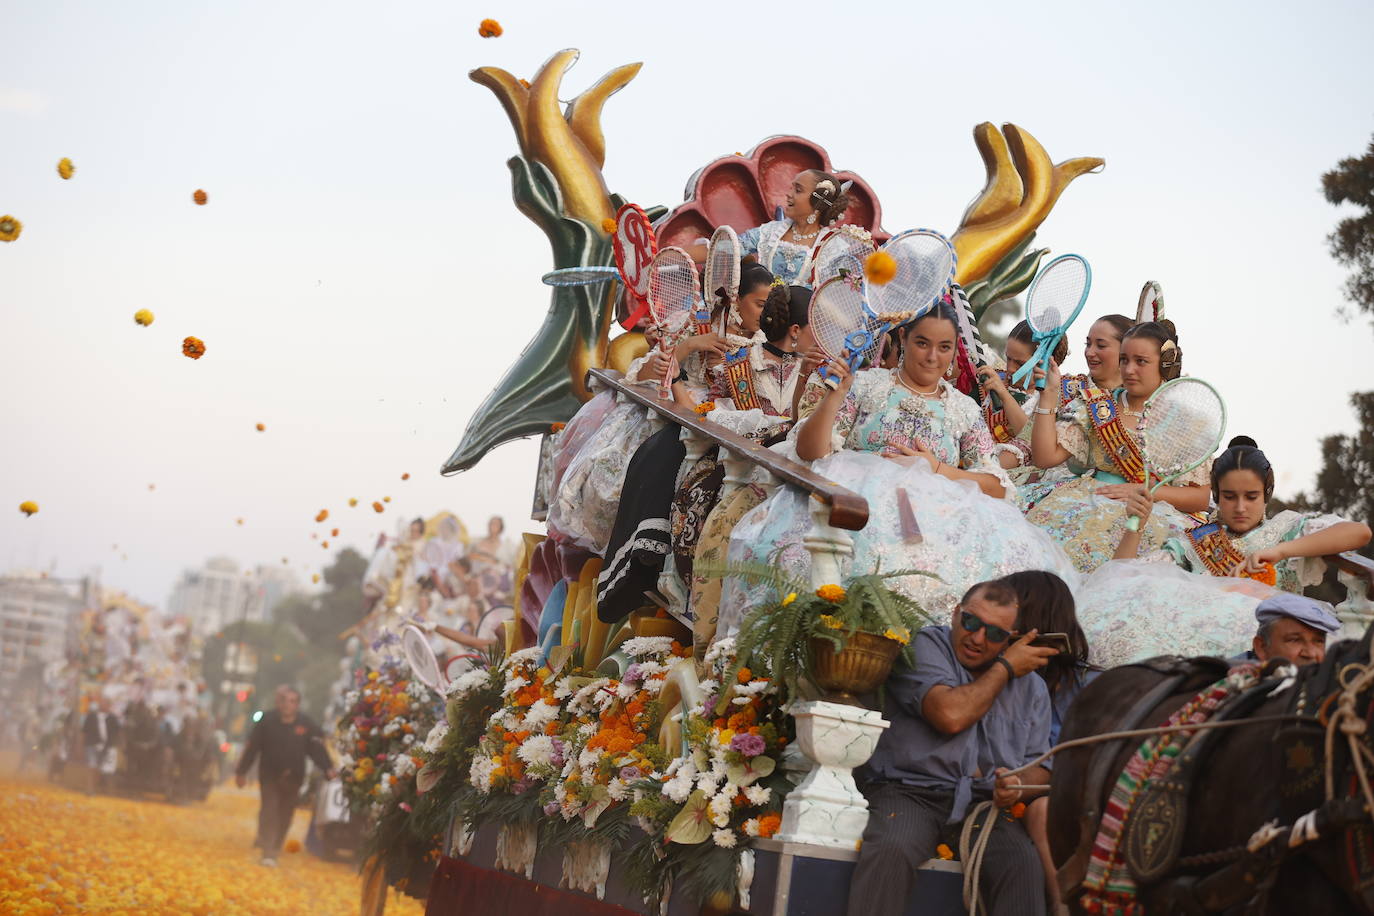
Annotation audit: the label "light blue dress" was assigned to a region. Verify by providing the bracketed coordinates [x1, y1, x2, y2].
[738, 220, 815, 286]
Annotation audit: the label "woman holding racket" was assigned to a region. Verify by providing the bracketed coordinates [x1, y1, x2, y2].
[977, 320, 1068, 468]
[718, 301, 1080, 623]
[1022, 320, 1212, 574]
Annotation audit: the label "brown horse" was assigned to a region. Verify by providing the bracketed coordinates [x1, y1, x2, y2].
[1048, 634, 1374, 915]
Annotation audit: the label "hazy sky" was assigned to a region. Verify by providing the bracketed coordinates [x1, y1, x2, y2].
[3, 0, 1373, 608]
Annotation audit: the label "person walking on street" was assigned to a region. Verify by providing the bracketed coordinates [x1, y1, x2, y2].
[235, 685, 336, 867]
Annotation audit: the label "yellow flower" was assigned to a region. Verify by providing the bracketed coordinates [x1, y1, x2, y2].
[312, 574, 320, 584]
[236, 518, 244, 525]
[383, 496, 391, 503]
[818, 614, 843, 630]
[883, 627, 911, 646]
[181, 336, 206, 359]
[0, 215, 22, 242]
[133, 308, 154, 326]
[478, 18, 503, 37]
[816, 584, 846, 603]
[349, 498, 358, 507]
[192, 189, 208, 205]
[19, 500, 38, 517]
[694, 401, 717, 415]
[780, 592, 797, 606]
[255, 422, 265, 432]
[600, 217, 618, 234]
[864, 250, 897, 286]
[315, 509, 329, 523]
[57, 158, 75, 179]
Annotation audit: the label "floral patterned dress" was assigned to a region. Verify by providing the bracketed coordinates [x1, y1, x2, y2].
[738, 220, 820, 287]
[716, 370, 1081, 634]
[1018, 388, 1210, 574]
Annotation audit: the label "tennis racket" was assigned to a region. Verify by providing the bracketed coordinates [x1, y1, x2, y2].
[541, 266, 622, 287]
[704, 226, 741, 335]
[809, 275, 881, 389]
[1125, 377, 1227, 531]
[614, 204, 657, 327]
[865, 228, 958, 322]
[1136, 280, 1165, 323]
[648, 246, 703, 397]
[809, 226, 875, 288]
[1011, 254, 1091, 391]
[402, 624, 447, 695]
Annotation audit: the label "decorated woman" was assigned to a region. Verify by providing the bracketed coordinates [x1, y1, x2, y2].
[716, 300, 1080, 633]
[1020, 320, 1211, 574]
[976, 320, 1067, 468]
[733, 170, 863, 286]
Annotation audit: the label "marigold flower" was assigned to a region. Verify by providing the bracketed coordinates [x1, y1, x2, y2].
[1010, 802, 1027, 819]
[864, 250, 897, 286]
[883, 626, 911, 646]
[193, 189, 208, 205]
[936, 843, 955, 860]
[372, 501, 384, 513]
[133, 308, 155, 326]
[600, 217, 617, 233]
[182, 336, 206, 359]
[322, 541, 330, 549]
[331, 528, 339, 537]
[781, 592, 797, 606]
[478, 18, 503, 37]
[1243, 563, 1277, 586]
[694, 401, 717, 415]
[57, 157, 75, 179]
[819, 614, 843, 629]
[401, 472, 410, 480]
[519, 78, 531, 88]
[19, 500, 38, 516]
[254, 422, 266, 432]
[816, 584, 846, 603]
[756, 813, 782, 838]
[236, 518, 244, 525]
[349, 498, 358, 507]
[736, 667, 752, 683]
[551, 422, 566, 433]
[0, 215, 23, 242]
[315, 509, 329, 523]
[283, 838, 303, 854]
[383, 496, 391, 503]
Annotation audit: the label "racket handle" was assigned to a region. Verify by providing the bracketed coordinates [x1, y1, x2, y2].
[659, 343, 676, 399]
[816, 365, 841, 390]
[1125, 515, 1141, 532]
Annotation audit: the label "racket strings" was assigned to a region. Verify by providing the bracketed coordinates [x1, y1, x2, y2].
[813, 233, 874, 287]
[648, 251, 701, 327]
[868, 232, 956, 319]
[810, 279, 874, 362]
[705, 227, 741, 310]
[1142, 383, 1225, 476]
[1027, 260, 1089, 332]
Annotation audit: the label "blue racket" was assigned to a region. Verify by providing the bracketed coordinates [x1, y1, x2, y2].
[1010, 254, 1091, 391]
[809, 276, 880, 389]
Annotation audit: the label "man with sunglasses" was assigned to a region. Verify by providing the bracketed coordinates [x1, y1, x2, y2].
[847, 578, 1060, 916]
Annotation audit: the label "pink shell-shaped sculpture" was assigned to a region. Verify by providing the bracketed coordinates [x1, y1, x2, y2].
[621, 136, 889, 325]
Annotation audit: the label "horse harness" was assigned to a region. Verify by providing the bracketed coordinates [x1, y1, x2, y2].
[1064, 649, 1374, 914]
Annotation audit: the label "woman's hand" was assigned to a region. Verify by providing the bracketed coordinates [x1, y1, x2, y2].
[1232, 546, 1284, 577]
[798, 345, 829, 380]
[676, 332, 728, 361]
[1119, 486, 1154, 525]
[1096, 482, 1148, 503]
[1043, 358, 1062, 397]
[976, 365, 1008, 396]
[641, 349, 672, 382]
[881, 442, 940, 472]
[821, 357, 856, 395]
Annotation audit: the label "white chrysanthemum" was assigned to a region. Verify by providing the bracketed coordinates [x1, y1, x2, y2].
[505, 647, 542, 669]
[578, 721, 598, 738]
[696, 772, 720, 798]
[709, 787, 735, 827]
[615, 680, 639, 700]
[447, 669, 491, 698]
[745, 785, 771, 805]
[742, 818, 760, 837]
[731, 697, 752, 706]
[392, 754, 416, 779]
[712, 828, 737, 848]
[607, 778, 628, 801]
[469, 755, 497, 794]
[663, 772, 694, 803]
[337, 753, 354, 770]
[521, 698, 560, 731]
[553, 678, 575, 700]
[516, 735, 556, 769]
[501, 674, 530, 698]
[733, 680, 771, 697]
[578, 747, 601, 771]
[422, 721, 450, 753]
[620, 636, 676, 658]
[703, 637, 736, 668]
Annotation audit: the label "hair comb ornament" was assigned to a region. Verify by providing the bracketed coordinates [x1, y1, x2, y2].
[839, 180, 853, 193]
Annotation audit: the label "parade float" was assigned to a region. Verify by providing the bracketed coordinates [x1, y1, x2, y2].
[335, 48, 1374, 916]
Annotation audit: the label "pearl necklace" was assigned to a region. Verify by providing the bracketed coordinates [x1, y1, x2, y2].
[896, 368, 941, 397]
[788, 225, 820, 243]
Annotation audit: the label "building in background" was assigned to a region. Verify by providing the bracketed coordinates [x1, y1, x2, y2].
[0, 570, 96, 683]
[166, 557, 303, 636]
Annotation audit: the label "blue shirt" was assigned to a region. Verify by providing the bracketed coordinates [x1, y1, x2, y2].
[862, 625, 1051, 821]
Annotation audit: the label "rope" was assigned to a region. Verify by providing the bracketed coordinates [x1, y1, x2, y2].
[1324, 658, 1374, 814]
[958, 800, 998, 916]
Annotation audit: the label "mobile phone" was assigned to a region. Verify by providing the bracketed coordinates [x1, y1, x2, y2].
[1029, 632, 1072, 654]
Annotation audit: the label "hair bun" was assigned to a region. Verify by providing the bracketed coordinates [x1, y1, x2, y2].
[1228, 435, 1259, 450]
[1158, 318, 1178, 340]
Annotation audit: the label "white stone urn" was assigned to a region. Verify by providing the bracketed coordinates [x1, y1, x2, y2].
[775, 700, 889, 849]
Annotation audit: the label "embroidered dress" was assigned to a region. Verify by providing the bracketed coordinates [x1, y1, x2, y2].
[1161, 510, 1345, 593]
[716, 370, 1079, 630]
[738, 220, 821, 287]
[1018, 387, 1210, 574]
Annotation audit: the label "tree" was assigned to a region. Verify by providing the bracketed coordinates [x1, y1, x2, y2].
[1322, 132, 1374, 323]
[1278, 392, 1374, 562]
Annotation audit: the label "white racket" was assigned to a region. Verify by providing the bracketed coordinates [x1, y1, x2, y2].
[704, 226, 741, 335]
[1136, 280, 1165, 323]
[402, 624, 447, 695]
[809, 276, 881, 389]
[1011, 254, 1091, 391]
[647, 246, 703, 397]
[865, 228, 958, 322]
[1126, 377, 1226, 531]
[809, 226, 875, 288]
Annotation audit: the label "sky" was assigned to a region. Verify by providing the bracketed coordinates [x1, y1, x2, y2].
[2, 0, 1373, 609]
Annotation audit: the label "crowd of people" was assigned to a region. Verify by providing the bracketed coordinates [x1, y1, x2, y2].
[537, 167, 1372, 914]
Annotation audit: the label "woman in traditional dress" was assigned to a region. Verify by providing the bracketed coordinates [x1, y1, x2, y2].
[976, 320, 1067, 468]
[716, 302, 1080, 632]
[1074, 438, 1370, 667]
[733, 170, 856, 286]
[1020, 320, 1210, 574]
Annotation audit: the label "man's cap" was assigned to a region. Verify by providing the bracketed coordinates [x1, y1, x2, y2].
[1255, 593, 1341, 635]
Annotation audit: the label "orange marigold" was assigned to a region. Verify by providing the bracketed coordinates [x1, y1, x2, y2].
[478, 18, 503, 37]
[401, 472, 410, 480]
[936, 843, 955, 860]
[1243, 563, 1278, 586]
[1010, 802, 1027, 819]
[736, 667, 753, 684]
[315, 509, 329, 523]
[255, 422, 265, 432]
[331, 527, 339, 536]
[192, 189, 208, 205]
[182, 336, 206, 359]
[600, 217, 617, 234]
[349, 498, 358, 507]
[694, 401, 717, 415]
[283, 838, 302, 854]
[864, 250, 897, 286]
[756, 813, 782, 838]
[816, 584, 846, 603]
[551, 422, 566, 433]
[372, 501, 384, 513]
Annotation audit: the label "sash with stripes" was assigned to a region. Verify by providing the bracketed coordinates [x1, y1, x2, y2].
[721, 346, 760, 411]
[1186, 522, 1245, 577]
[1083, 387, 1145, 484]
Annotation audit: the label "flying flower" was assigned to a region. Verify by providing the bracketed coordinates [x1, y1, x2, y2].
[182, 336, 206, 359]
[312, 574, 320, 584]
[478, 18, 503, 37]
[236, 518, 244, 526]
[0, 215, 22, 242]
[255, 422, 265, 432]
[316, 509, 330, 523]
[600, 217, 617, 234]
[401, 473, 410, 481]
[193, 189, 208, 205]
[134, 309, 155, 326]
[864, 250, 897, 286]
[57, 158, 75, 179]
[372, 502, 384, 513]
[694, 402, 717, 415]
[19, 501, 38, 517]
[349, 498, 358, 507]
[1010, 802, 1027, 819]
[331, 528, 339, 537]
[936, 843, 955, 860]
[383, 496, 391, 503]
[816, 584, 847, 603]
[322, 541, 329, 549]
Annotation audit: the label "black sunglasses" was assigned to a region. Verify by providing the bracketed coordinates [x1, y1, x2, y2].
[959, 609, 1014, 644]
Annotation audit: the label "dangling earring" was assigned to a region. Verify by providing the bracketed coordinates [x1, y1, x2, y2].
[944, 361, 958, 380]
[806, 212, 817, 225]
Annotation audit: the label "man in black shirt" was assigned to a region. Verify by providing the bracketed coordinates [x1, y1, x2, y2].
[235, 685, 335, 866]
